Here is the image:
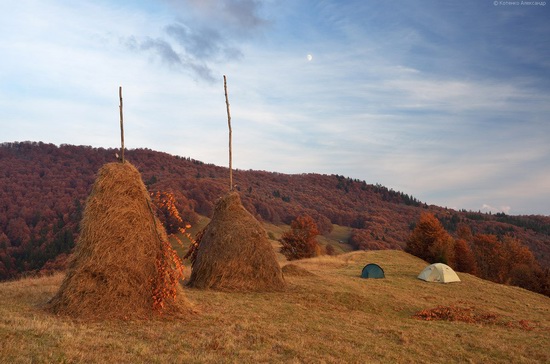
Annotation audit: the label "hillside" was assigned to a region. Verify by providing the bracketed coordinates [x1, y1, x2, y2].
[0, 250, 548, 363]
[1, 141, 549, 283]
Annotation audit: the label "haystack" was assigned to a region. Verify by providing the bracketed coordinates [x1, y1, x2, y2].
[282, 263, 315, 277]
[47, 162, 192, 320]
[187, 191, 285, 291]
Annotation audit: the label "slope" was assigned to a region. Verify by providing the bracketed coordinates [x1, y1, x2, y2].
[0, 250, 548, 363]
[1, 141, 549, 283]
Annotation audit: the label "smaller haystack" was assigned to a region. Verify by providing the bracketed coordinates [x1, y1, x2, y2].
[187, 191, 285, 291]
[47, 162, 192, 320]
[282, 263, 315, 277]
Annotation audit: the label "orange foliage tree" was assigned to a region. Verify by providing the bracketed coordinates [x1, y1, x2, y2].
[150, 191, 191, 312]
[501, 236, 543, 291]
[471, 234, 507, 283]
[151, 191, 191, 236]
[453, 224, 477, 274]
[406, 212, 455, 265]
[456, 223, 473, 241]
[470, 233, 548, 294]
[280, 214, 320, 261]
[453, 238, 477, 274]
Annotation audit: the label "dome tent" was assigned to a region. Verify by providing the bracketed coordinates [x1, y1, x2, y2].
[361, 263, 385, 279]
[418, 263, 460, 284]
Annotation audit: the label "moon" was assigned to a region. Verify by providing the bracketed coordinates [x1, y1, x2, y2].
[307, 54, 313, 61]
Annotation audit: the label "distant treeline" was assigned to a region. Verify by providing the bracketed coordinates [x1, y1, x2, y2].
[1, 141, 549, 281]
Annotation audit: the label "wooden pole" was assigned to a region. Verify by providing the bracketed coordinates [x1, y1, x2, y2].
[224, 75, 232, 191]
[119, 86, 125, 163]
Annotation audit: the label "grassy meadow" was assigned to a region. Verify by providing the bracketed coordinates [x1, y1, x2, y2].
[1, 248, 549, 363]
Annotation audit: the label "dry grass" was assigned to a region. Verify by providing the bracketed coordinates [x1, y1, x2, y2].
[47, 162, 192, 320]
[1, 250, 549, 363]
[324, 225, 354, 250]
[262, 221, 287, 241]
[281, 263, 316, 277]
[262, 222, 353, 259]
[187, 192, 285, 292]
[263, 223, 354, 256]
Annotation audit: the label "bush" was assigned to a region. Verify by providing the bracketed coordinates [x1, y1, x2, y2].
[280, 214, 320, 261]
[325, 244, 337, 256]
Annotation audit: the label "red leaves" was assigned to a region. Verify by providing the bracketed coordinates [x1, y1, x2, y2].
[280, 214, 320, 261]
[406, 212, 455, 265]
[183, 228, 203, 267]
[413, 304, 535, 331]
[454, 238, 477, 275]
[151, 238, 185, 313]
[150, 191, 190, 314]
[151, 191, 190, 236]
[413, 305, 495, 324]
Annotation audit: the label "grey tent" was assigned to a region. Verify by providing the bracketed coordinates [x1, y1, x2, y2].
[417, 263, 460, 283]
[361, 263, 385, 279]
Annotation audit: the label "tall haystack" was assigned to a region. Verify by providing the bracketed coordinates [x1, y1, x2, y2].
[188, 191, 285, 291]
[47, 162, 192, 320]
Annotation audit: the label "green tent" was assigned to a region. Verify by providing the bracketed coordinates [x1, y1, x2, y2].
[361, 263, 385, 279]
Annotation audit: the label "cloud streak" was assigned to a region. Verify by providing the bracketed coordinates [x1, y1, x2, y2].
[1, 0, 549, 215]
[135, 37, 216, 82]
[166, 0, 268, 34]
[121, 0, 268, 82]
[165, 23, 243, 61]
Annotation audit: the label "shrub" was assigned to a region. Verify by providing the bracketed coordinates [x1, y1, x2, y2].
[280, 214, 320, 260]
[325, 244, 337, 256]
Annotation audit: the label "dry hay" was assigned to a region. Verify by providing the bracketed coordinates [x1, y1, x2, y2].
[282, 264, 315, 277]
[47, 162, 193, 320]
[187, 191, 285, 291]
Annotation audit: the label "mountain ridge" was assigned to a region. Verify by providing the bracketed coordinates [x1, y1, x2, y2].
[0, 141, 549, 281]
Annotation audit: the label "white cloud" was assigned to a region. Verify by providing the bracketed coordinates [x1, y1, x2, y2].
[0, 0, 549, 215]
[481, 204, 511, 214]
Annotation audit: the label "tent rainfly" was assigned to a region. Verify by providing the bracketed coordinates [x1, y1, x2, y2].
[417, 263, 461, 283]
[361, 263, 385, 279]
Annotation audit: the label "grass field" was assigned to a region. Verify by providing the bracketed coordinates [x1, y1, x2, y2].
[1, 250, 548, 363]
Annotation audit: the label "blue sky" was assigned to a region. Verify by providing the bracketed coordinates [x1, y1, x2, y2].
[1, 0, 549, 215]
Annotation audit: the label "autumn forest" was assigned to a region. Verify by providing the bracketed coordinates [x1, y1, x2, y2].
[1, 141, 549, 295]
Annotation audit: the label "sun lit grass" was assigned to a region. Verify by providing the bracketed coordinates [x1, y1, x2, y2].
[1, 250, 548, 363]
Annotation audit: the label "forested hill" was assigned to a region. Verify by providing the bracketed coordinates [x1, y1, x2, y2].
[1, 141, 550, 280]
